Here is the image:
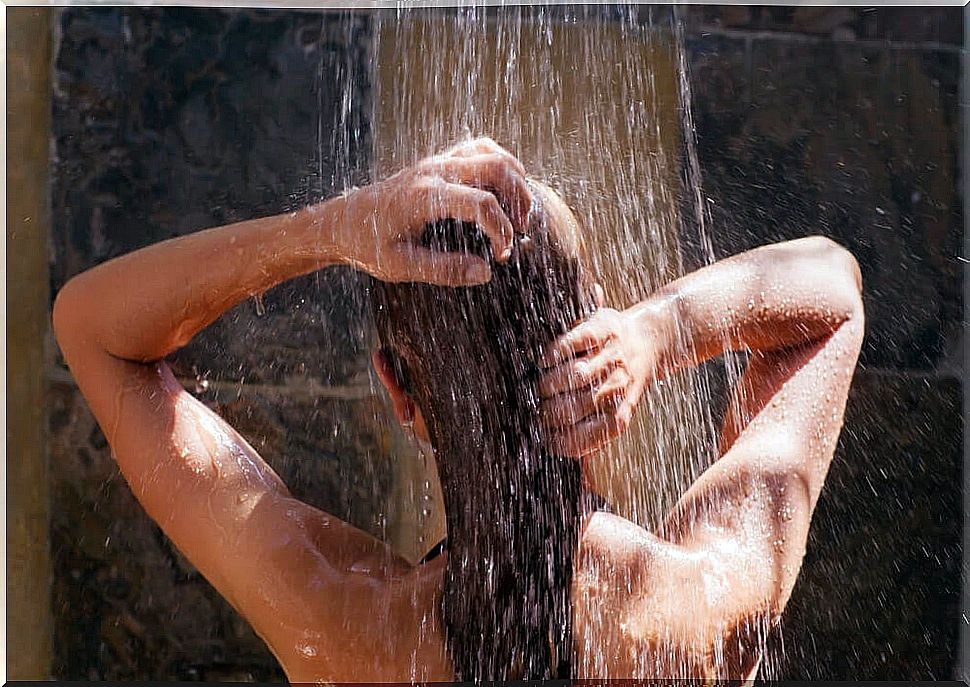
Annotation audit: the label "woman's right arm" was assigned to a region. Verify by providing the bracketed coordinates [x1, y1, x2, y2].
[52, 137, 530, 664]
[55, 137, 530, 365]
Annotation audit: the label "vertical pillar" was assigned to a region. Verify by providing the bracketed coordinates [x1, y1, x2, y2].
[961, 5, 969, 682]
[7, 7, 53, 680]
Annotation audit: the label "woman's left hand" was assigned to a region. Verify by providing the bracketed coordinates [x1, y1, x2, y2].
[538, 304, 661, 458]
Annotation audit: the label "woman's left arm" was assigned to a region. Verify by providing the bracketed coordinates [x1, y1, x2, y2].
[554, 237, 864, 679]
[539, 236, 864, 460]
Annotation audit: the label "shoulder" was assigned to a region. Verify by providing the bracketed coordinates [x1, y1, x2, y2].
[573, 511, 766, 680]
[266, 522, 453, 682]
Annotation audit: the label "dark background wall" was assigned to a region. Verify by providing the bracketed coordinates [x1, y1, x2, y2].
[49, 8, 374, 680]
[44, 5, 962, 681]
[680, 5, 962, 681]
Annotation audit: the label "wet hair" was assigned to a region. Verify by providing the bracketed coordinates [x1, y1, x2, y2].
[369, 182, 597, 680]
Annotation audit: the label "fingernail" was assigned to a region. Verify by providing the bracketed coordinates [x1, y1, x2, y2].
[466, 263, 490, 283]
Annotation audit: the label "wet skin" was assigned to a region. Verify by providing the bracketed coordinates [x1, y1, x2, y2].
[53, 138, 864, 682]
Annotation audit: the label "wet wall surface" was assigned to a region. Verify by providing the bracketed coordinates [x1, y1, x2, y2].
[47, 5, 962, 681]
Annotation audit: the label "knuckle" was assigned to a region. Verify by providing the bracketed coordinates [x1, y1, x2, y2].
[414, 176, 440, 193]
[610, 355, 629, 375]
[595, 327, 615, 346]
[551, 371, 569, 392]
[607, 349, 626, 368]
[546, 398, 564, 419]
[484, 152, 508, 168]
[486, 191, 505, 213]
[540, 379, 556, 398]
[574, 361, 592, 381]
[476, 190, 499, 211]
[615, 407, 632, 431]
[604, 307, 622, 321]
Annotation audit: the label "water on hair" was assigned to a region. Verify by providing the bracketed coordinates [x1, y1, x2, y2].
[322, 3, 771, 680]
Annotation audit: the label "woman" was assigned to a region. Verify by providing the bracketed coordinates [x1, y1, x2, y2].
[53, 137, 864, 681]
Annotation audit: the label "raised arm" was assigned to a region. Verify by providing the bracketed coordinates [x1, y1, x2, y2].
[654, 237, 863, 677]
[654, 235, 864, 518]
[551, 237, 864, 679]
[52, 137, 530, 671]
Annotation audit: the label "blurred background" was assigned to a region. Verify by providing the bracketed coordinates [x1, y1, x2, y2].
[7, 4, 964, 681]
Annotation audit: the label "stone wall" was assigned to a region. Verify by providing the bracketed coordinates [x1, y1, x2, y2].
[49, 8, 376, 680]
[681, 6, 962, 680]
[45, 5, 963, 681]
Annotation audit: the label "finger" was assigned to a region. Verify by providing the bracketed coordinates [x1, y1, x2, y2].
[540, 318, 614, 368]
[538, 351, 616, 399]
[433, 155, 531, 231]
[540, 385, 623, 431]
[395, 245, 492, 286]
[592, 369, 634, 406]
[426, 182, 514, 263]
[547, 413, 625, 459]
[615, 378, 645, 426]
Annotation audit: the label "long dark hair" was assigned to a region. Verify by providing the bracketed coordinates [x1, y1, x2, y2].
[370, 182, 597, 680]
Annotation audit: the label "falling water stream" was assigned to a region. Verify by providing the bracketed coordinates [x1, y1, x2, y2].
[323, 3, 765, 679]
[40, 3, 961, 680]
[363, 3, 713, 536]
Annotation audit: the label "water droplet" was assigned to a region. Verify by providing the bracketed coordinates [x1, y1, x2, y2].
[297, 642, 318, 658]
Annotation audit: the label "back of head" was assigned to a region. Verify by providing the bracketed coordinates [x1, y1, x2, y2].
[370, 182, 596, 680]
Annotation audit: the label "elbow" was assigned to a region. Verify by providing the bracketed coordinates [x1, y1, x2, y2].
[51, 281, 75, 345]
[52, 276, 92, 355]
[800, 235, 864, 319]
[835, 244, 864, 324]
[832, 240, 864, 310]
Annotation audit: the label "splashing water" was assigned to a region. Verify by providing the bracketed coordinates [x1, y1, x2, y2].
[367, 1, 718, 537]
[322, 3, 773, 679]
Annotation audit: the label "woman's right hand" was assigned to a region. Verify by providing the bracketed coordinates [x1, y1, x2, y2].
[331, 137, 532, 286]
